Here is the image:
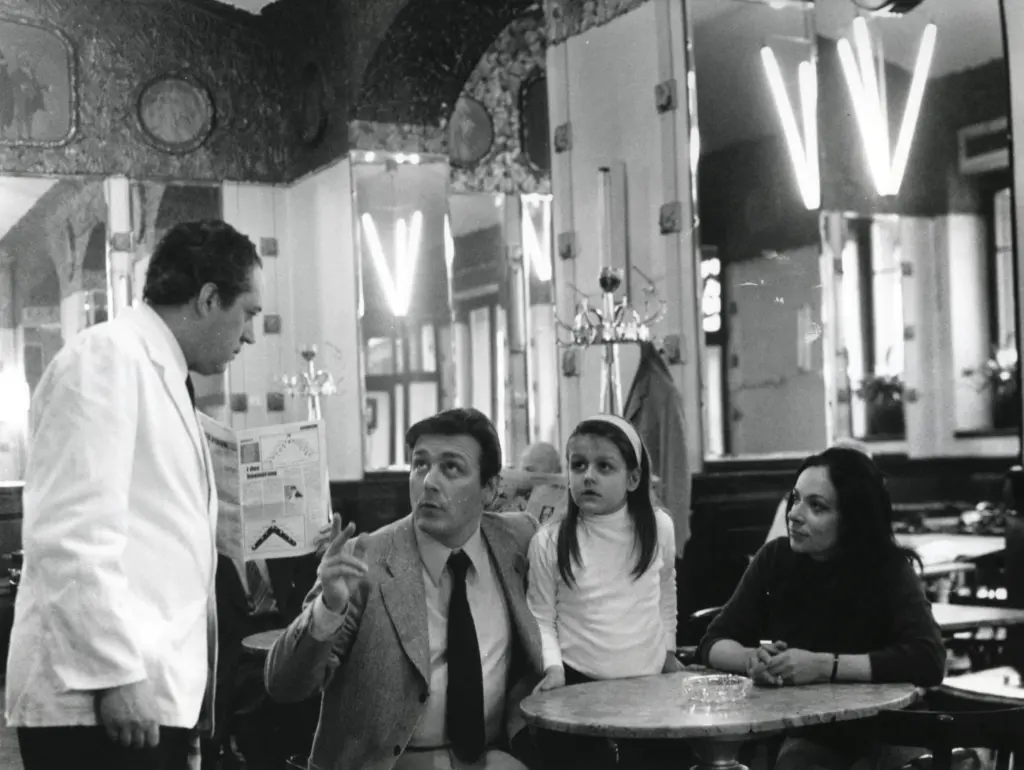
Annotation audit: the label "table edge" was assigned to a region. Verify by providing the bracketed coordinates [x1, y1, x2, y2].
[520, 685, 923, 740]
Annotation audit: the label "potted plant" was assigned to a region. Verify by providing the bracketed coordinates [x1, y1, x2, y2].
[856, 372, 905, 437]
[983, 339, 1020, 430]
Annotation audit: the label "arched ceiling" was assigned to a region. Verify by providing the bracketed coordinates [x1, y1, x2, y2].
[353, 0, 539, 125]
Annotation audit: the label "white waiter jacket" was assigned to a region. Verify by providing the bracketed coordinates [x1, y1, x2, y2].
[5, 304, 218, 729]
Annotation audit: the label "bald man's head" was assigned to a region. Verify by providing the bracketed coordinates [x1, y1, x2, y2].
[519, 442, 562, 475]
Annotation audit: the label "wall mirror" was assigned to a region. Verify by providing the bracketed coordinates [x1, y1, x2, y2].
[694, 0, 1018, 460]
[447, 191, 558, 467]
[691, 0, 820, 458]
[0, 174, 108, 481]
[817, 0, 1016, 456]
[0, 176, 226, 482]
[352, 153, 451, 470]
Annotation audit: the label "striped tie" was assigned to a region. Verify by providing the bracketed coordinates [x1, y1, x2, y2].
[246, 560, 277, 616]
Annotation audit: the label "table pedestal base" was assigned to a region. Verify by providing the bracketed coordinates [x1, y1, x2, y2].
[689, 737, 749, 770]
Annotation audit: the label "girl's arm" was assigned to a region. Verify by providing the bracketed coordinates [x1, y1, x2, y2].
[526, 528, 563, 672]
[655, 510, 678, 652]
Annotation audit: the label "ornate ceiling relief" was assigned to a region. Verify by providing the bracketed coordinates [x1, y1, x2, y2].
[448, 13, 550, 195]
[0, 0, 291, 181]
[544, 0, 650, 45]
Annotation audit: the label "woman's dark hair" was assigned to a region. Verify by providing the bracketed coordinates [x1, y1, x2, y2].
[405, 407, 502, 486]
[556, 419, 658, 587]
[143, 220, 261, 308]
[789, 447, 909, 566]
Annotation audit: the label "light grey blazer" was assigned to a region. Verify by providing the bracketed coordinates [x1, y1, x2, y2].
[264, 511, 544, 770]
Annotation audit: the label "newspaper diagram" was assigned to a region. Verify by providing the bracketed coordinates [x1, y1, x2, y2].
[487, 469, 567, 525]
[200, 413, 330, 561]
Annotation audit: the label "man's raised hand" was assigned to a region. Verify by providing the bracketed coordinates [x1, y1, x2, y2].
[318, 514, 369, 613]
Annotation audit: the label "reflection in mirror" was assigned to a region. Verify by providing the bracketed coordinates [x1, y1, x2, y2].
[0, 175, 108, 481]
[448, 191, 557, 465]
[817, 0, 1017, 449]
[695, 0, 1017, 459]
[692, 0, 821, 458]
[353, 153, 451, 470]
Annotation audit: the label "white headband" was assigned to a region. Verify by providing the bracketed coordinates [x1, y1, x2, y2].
[583, 413, 645, 465]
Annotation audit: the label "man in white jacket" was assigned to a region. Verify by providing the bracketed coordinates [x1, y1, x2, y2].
[6, 220, 263, 770]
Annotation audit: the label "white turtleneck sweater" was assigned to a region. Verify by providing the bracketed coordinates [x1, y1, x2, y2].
[527, 505, 677, 679]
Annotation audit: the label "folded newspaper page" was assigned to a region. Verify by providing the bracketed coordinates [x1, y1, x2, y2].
[200, 413, 330, 561]
[487, 469, 567, 525]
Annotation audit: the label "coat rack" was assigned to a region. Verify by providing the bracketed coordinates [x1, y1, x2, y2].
[281, 345, 337, 421]
[557, 266, 666, 414]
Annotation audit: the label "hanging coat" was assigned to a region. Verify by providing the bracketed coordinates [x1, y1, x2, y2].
[623, 341, 692, 552]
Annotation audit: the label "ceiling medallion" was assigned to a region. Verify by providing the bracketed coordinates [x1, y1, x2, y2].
[136, 72, 215, 154]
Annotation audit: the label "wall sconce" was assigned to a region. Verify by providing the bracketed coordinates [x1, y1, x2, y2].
[761, 46, 820, 210]
[521, 195, 552, 282]
[838, 17, 937, 197]
[361, 210, 423, 317]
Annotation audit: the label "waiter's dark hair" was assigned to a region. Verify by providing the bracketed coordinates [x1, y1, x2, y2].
[143, 220, 261, 308]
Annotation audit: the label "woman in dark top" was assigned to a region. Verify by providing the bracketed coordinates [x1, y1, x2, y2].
[699, 447, 946, 769]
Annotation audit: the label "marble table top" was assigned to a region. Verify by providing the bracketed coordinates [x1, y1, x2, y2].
[520, 671, 920, 740]
[932, 603, 1024, 633]
[242, 628, 286, 654]
[896, 534, 1004, 564]
[939, 666, 1024, 705]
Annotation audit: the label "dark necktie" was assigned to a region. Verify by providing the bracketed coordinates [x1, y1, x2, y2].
[446, 550, 485, 761]
[185, 375, 196, 408]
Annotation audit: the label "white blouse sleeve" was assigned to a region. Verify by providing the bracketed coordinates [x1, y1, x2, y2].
[527, 526, 563, 670]
[656, 509, 678, 651]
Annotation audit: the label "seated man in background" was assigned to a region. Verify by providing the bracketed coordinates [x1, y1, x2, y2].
[518, 441, 562, 475]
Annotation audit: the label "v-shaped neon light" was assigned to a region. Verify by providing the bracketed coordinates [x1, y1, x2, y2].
[361, 211, 423, 317]
[838, 17, 937, 197]
[761, 47, 819, 210]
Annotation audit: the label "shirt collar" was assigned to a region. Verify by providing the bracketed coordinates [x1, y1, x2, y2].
[414, 522, 487, 586]
[138, 302, 189, 382]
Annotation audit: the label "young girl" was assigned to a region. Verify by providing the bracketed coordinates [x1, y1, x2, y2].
[528, 413, 679, 689]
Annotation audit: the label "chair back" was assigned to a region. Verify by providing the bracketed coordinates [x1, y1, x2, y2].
[874, 705, 1024, 770]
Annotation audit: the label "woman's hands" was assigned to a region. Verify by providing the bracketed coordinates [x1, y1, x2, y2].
[747, 642, 831, 686]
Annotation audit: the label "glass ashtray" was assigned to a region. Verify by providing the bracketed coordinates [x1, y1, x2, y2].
[681, 674, 753, 705]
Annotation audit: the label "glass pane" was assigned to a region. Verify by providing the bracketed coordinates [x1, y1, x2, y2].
[365, 336, 394, 375]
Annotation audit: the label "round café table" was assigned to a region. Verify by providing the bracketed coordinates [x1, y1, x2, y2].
[241, 628, 286, 657]
[520, 671, 921, 770]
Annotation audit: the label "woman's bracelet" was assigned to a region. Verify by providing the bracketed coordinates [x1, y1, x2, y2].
[829, 653, 840, 683]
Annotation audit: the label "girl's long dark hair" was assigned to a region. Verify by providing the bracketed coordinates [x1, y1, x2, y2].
[556, 419, 658, 587]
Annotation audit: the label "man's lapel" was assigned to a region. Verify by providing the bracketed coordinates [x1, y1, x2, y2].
[379, 517, 430, 684]
[122, 308, 207, 468]
[481, 516, 543, 672]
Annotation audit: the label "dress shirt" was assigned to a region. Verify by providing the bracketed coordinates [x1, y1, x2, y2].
[311, 524, 512, 749]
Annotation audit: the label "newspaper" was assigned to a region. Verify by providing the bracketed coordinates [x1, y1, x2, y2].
[487, 469, 568, 525]
[200, 413, 330, 561]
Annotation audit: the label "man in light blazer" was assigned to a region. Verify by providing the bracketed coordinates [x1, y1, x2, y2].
[266, 408, 544, 770]
[6, 220, 263, 770]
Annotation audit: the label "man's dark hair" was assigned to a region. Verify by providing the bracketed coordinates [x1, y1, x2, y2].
[143, 220, 261, 308]
[405, 408, 502, 486]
